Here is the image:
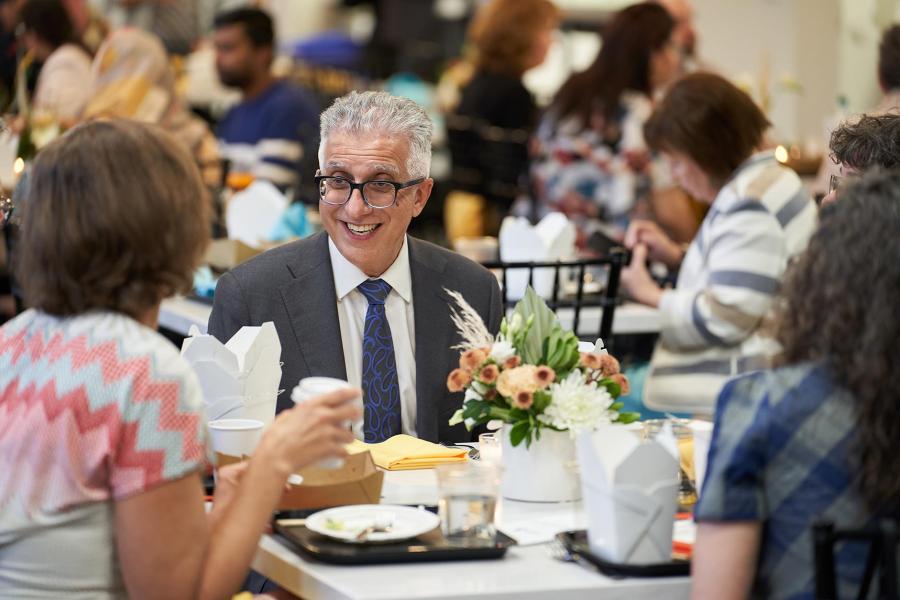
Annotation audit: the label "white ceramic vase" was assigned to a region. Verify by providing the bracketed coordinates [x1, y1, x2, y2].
[500, 424, 581, 502]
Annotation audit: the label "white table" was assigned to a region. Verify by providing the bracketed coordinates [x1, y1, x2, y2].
[158, 297, 661, 339]
[252, 469, 691, 600]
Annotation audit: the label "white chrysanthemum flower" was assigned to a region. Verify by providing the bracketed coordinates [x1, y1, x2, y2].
[538, 369, 615, 435]
[489, 339, 516, 363]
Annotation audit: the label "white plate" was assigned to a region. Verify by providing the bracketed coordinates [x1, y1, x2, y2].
[306, 504, 440, 544]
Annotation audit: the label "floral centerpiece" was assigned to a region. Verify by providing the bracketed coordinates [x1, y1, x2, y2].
[445, 287, 638, 448]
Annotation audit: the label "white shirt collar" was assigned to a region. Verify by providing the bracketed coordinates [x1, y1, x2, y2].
[328, 235, 412, 304]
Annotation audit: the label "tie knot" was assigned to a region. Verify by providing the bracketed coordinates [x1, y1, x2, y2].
[357, 278, 392, 305]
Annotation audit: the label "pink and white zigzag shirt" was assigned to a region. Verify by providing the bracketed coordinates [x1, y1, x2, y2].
[0, 310, 207, 598]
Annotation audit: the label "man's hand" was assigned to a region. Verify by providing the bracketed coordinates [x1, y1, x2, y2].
[256, 388, 362, 477]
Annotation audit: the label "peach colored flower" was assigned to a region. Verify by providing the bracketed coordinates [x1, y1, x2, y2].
[609, 373, 630, 396]
[580, 352, 620, 376]
[496, 365, 539, 397]
[478, 363, 499, 384]
[503, 355, 521, 369]
[597, 354, 621, 376]
[580, 352, 601, 370]
[460, 348, 488, 372]
[535, 365, 556, 388]
[513, 390, 534, 410]
[446, 368, 472, 392]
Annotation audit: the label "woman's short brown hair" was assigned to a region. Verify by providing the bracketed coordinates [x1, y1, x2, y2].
[16, 119, 211, 319]
[644, 72, 771, 185]
[468, 0, 559, 77]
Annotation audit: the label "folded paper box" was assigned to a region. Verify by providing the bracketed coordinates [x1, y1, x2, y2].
[217, 450, 384, 510]
[182, 322, 282, 426]
[498, 212, 576, 300]
[577, 424, 680, 564]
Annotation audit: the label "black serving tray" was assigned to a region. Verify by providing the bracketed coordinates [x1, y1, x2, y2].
[274, 519, 516, 565]
[557, 530, 690, 578]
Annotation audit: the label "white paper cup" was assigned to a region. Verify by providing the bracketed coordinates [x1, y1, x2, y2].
[291, 377, 361, 469]
[208, 418, 264, 458]
[691, 420, 714, 498]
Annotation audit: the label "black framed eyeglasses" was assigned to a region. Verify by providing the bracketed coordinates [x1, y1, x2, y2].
[315, 175, 425, 209]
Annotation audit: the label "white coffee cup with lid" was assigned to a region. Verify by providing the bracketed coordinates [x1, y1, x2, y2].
[291, 377, 361, 469]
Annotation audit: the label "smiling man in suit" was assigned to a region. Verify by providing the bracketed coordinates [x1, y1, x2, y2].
[209, 90, 503, 444]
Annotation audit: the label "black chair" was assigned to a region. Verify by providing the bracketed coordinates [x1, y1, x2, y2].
[445, 114, 532, 218]
[481, 249, 629, 343]
[813, 519, 900, 599]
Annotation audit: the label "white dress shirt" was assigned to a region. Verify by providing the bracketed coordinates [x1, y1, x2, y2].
[328, 237, 417, 439]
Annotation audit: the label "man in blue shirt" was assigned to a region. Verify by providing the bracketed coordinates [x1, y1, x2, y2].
[213, 7, 317, 191]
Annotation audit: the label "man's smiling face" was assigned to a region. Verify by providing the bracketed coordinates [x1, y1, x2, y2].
[318, 131, 432, 277]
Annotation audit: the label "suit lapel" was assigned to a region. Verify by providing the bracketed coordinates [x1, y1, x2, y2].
[279, 233, 347, 381]
[410, 238, 453, 442]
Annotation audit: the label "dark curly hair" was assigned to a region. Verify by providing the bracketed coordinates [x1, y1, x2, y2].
[775, 169, 900, 511]
[829, 113, 900, 172]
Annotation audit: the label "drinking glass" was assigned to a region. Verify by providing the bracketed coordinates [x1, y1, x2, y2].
[478, 432, 502, 466]
[436, 463, 500, 545]
[641, 418, 697, 509]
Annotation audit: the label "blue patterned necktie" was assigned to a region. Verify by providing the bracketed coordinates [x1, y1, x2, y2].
[357, 279, 402, 442]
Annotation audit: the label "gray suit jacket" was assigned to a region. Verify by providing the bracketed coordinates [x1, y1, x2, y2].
[208, 231, 503, 443]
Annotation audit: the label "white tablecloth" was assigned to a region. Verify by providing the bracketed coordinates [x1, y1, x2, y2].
[252, 469, 691, 600]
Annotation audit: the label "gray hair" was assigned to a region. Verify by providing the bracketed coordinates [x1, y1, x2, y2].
[318, 90, 433, 178]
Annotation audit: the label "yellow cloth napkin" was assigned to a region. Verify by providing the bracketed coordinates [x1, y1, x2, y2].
[347, 435, 468, 470]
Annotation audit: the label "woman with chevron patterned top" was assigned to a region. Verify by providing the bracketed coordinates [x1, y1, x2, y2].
[0, 119, 360, 599]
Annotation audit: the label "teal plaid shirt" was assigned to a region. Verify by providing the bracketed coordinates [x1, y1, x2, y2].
[696, 363, 875, 599]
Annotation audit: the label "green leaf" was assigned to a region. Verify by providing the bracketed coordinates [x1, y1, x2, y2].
[513, 287, 561, 365]
[610, 401, 624, 412]
[509, 420, 530, 447]
[462, 400, 492, 421]
[448, 409, 465, 426]
[532, 390, 552, 412]
[602, 380, 622, 398]
[615, 411, 641, 424]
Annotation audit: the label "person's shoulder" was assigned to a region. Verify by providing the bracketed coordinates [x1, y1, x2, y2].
[267, 80, 318, 113]
[716, 362, 833, 421]
[409, 236, 493, 279]
[52, 43, 91, 63]
[226, 232, 328, 287]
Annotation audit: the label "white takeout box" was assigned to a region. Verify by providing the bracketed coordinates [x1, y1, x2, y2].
[498, 212, 576, 300]
[181, 322, 282, 427]
[225, 180, 288, 248]
[577, 424, 680, 564]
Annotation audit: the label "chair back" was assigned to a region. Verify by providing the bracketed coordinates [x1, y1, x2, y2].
[446, 114, 531, 211]
[813, 519, 900, 599]
[482, 249, 628, 343]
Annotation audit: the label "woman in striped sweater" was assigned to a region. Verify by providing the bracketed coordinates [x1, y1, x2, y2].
[619, 72, 818, 415]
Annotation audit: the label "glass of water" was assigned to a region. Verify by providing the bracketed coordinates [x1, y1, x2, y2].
[478, 432, 502, 466]
[436, 463, 500, 545]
